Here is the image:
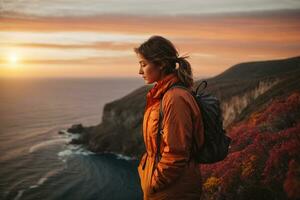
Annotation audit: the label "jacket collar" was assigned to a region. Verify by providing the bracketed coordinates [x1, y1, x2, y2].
[145, 72, 180, 109]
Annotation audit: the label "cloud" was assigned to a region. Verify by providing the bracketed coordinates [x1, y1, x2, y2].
[2, 41, 138, 50]
[1, 0, 300, 18]
[0, 5, 299, 78]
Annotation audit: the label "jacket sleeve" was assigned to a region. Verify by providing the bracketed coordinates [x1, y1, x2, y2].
[150, 91, 193, 192]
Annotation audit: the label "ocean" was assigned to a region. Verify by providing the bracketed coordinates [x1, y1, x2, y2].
[0, 77, 146, 200]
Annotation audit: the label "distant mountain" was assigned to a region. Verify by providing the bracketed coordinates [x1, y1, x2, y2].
[212, 56, 300, 81]
[193, 56, 300, 128]
[64, 56, 300, 162]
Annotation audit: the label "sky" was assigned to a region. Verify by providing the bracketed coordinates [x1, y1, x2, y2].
[0, 0, 300, 79]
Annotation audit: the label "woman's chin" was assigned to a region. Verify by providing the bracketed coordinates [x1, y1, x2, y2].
[144, 79, 153, 84]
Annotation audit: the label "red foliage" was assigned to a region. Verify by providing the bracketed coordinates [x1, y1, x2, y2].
[200, 92, 300, 200]
[284, 159, 300, 199]
[249, 92, 300, 127]
[262, 126, 300, 185]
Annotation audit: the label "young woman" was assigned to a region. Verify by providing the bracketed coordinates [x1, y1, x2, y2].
[134, 35, 205, 200]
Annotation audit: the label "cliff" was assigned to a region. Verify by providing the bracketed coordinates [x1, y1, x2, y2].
[65, 56, 300, 160]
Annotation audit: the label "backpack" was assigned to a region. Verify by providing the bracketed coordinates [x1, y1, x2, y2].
[155, 80, 232, 164]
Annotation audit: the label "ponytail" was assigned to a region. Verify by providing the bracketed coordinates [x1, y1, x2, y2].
[175, 55, 194, 89]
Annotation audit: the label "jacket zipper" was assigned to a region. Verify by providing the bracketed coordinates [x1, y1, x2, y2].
[142, 106, 154, 170]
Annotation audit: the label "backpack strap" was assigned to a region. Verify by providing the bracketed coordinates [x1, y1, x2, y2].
[196, 80, 207, 95]
[155, 100, 163, 165]
[155, 82, 194, 166]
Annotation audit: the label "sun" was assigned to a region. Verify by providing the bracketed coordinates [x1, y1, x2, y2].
[9, 53, 18, 64]
[7, 52, 22, 68]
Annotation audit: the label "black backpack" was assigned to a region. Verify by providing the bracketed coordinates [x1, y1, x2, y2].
[155, 80, 232, 164]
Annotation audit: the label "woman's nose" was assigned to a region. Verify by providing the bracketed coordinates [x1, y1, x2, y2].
[139, 66, 143, 75]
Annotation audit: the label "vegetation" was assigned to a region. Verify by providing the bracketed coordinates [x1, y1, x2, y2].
[201, 92, 300, 200]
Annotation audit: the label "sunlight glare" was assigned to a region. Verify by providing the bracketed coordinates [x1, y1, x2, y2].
[9, 53, 18, 64]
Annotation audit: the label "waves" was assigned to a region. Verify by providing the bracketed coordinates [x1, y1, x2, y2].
[0, 78, 144, 199]
[30, 167, 65, 189]
[14, 167, 65, 200]
[57, 144, 95, 163]
[29, 138, 68, 153]
[2, 127, 141, 200]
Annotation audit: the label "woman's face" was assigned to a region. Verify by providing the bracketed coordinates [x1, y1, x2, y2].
[137, 53, 162, 84]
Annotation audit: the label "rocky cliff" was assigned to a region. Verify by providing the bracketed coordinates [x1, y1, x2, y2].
[65, 56, 300, 159]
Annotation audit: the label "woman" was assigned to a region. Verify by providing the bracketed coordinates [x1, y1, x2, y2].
[134, 35, 205, 200]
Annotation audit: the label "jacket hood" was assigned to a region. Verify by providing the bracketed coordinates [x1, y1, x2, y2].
[145, 72, 180, 110]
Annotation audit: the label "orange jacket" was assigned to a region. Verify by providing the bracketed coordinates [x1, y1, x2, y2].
[138, 72, 205, 200]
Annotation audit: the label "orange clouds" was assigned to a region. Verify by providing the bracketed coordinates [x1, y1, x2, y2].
[0, 10, 299, 78]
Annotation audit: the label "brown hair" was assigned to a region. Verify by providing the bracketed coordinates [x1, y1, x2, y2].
[134, 35, 193, 88]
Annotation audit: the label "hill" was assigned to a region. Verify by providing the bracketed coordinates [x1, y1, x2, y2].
[64, 55, 300, 199]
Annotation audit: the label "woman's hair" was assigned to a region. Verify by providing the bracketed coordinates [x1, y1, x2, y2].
[134, 35, 194, 88]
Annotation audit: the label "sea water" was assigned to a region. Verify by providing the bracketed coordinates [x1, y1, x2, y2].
[0, 77, 145, 200]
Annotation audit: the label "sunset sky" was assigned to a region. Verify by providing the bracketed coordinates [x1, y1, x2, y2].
[0, 0, 299, 79]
